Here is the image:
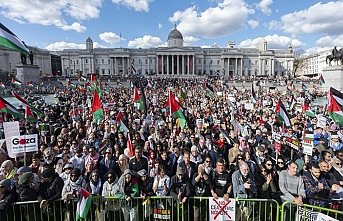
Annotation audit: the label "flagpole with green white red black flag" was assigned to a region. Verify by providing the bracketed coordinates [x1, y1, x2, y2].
[328, 87, 343, 126]
[0, 23, 29, 56]
[275, 98, 291, 127]
[91, 89, 103, 123]
[0, 97, 24, 120]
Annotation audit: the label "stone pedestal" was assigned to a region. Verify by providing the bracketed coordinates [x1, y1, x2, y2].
[322, 65, 343, 91]
[16, 63, 40, 84]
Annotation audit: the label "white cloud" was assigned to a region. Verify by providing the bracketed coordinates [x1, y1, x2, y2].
[45, 41, 85, 51]
[0, 0, 103, 32]
[256, 0, 273, 16]
[45, 41, 107, 51]
[127, 35, 163, 48]
[238, 34, 305, 49]
[183, 36, 199, 46]
[158, 23, 163, 29]
[274, 1, 343, 36]
[111, 0, 153, 12]
[248, 20, 259, 29]
[169, 0, 255, 38]
[99, 32, 125, 44]
[59, 22, 87, 33]
[305, 34, 343, 55]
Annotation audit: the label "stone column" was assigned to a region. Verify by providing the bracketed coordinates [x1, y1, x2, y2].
[162, 55, 164, 74]
[172, 55, 174, 75]
[167, 55, 169, 74]
[259, 59, 262, 76]
[177, 55, 179, 75]
[187, 55, 191, 75]
[91, 57, 94, 74]
[240, 58, 243, 76]
[235, 58, 238, 77]
[182, 55, 184, 75]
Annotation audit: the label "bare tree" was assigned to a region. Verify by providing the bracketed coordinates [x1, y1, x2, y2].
[292, 49, 306, 76]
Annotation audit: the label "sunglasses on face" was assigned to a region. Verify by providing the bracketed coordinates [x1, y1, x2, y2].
[70, 175, 78, 177]
[205, 160, 210, 163]
[238, 158, 243, 160]
[277, 162, 284, 164]
[337, 163, 342, 166]
[107, 176, 113, 179]
[266, 164, 272, 166]
[0, 186, 5, 189]
[106, 152, 111, 154]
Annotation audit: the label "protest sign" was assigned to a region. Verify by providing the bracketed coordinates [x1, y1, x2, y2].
[303, 133, 314, 156]
[196, 119, 204, 129]
[285, 137, 300, 151]
[209, 197, 235, 221]
[11, 134, 38, 154]
[3, 121, 22, 158]
[317, 115, 326, 129]
[244, 103, 254, 110]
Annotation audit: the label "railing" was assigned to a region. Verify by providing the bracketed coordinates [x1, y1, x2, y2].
[2, 197, 342, 221]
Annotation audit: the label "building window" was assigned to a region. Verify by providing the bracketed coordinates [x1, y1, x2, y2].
[255, 60, 258, 65]
[108, 69, 110, 75]
[108, 59, 110, 64]
[85, 59, 88, 64]
[217, 60, 220, 65]
[102, 59, 104, 64]
[199, 59, 201, 64]
[95, 59, 98, 64]
[76, 60, 79, 65]
[102, 69, 105, 75]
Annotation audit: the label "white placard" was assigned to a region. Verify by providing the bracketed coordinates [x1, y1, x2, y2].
[196, 119, 204, 129]
[3, 121, 22, 158]
[244, 103, 254, 110]
[317, 115, 326, 129]
[209, 197, 235, 221]
[10, 134, 38, 154]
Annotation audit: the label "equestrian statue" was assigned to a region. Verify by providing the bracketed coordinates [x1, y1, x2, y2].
[326, 46, 343, 66]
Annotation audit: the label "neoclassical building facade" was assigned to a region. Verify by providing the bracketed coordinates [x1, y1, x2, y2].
[59, 26, 294, 78]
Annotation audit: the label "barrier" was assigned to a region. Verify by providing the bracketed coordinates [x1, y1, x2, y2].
[281, 201, 343, 221]
[2, 197, 343, 221]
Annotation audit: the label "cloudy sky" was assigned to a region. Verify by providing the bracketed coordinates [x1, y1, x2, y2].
[1, 0, 343, 55]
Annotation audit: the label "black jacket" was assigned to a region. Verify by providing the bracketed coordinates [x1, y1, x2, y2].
[178, 161, 197, 180]
[0, 185, 18, 210]
[129, 157, 149, 172]
[169, 174, 192, 201]
[17, 185, 39, 201]
[38, 173, 64, 202]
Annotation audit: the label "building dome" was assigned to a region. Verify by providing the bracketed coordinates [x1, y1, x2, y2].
[86, 36, 93, 43]
[167, 24, 183, 41]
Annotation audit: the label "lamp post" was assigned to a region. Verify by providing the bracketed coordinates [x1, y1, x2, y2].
[140, 61, 142, 75]
[9, 63, 11, 75]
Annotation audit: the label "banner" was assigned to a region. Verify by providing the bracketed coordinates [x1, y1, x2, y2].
[244, 103, 254, 110]
[10, 134, 38, 154]
[209, 197, 235, 221]
[285, 137, 300, 151]
[297, 207, 338, 221]
[316, 115, 326, 129]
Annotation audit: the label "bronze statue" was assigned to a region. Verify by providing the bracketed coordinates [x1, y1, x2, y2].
[327, 46, 343, 66]
[332, 46, 338, 60]
[29, 51, 34, 65]
[20, 52, 27, 64]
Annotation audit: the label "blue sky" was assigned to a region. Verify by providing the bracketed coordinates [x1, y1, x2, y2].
[1, 0, 343, 55]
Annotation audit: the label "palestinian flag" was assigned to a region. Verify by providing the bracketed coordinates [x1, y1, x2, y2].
[91, 90, 103, 123]
[251, 83, 257, 103]
[25, 106, 36, 123]
[11, 92, 44, 117]
[179, 88, 186, 103]
[0, 82, 5, 89]
[302, 83, 307, 91]
[328, 87, 343, 126]
[39, 80, 44, 87]
[116, 111, 129, 132]
[0, 23, 29, 56]
[319, 75, 325, 85]
[0, 97, 24, 119]
[26, 82, 34, 88]
[289, 94, 297, 110]
[168, 90, 186, 129]
[68, 81, 75, 88]
[133, 87, 144, 111]
[104, 82, 108, 88]
[78, 74, 86, 81]
[138, 78, 148, 115]
[303, 102, 316, 118]
[11, 78, 21, 86]
[204, 83, 214, 95]
[91, 73, 101, 97]
[232, 85, 238, 92]
[147, 80, 152, 88]
[275, 98, 291, 127]
[291, 84, 297, 96]
[130, 59, 136, 75]
[127, 134, 134, 157]
[76, 189, 92, 221]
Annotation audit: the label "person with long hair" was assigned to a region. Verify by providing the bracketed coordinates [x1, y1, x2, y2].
[102, 170, 121, 221]
[112, 154, 129, 181]
[85, 170, 102, 221]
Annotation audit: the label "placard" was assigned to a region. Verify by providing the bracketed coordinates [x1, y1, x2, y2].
[285, 137, 300, 151]
[39, 123, 50, 136]
[3, 121, 22, 158]
[303, 133, 314, 156]
[209, 197, 235, 221]
[244, 103, 254, 110]
[316, 115, 326, 129]
[11, 134, 38, 154]
[196, 119, 204, 129]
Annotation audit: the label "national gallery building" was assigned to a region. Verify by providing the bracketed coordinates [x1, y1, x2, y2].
[58, 26, 294, 78]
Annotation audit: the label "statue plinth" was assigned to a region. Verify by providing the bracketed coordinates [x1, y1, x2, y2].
[322, 65, 343, 91]
[16, 63, 40, 84]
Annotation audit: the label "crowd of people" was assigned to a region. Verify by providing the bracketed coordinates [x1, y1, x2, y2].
[0, 76, 341, 221]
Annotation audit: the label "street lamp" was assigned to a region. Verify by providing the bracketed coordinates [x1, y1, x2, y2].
[73, 61, 75, 77]
[140, 61, 142, 75]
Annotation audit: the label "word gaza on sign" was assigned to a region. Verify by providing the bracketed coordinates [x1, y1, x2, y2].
[11, 134, 38, 154]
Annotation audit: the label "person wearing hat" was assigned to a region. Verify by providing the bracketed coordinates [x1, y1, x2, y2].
[169, 166, 192, 221]
[313, 126, 329, 146]
[38, 168, 64, 220]
[16, 172, 42, 221]
[0, 179, 18, 221]
[59, 162, 74, 183]
[329, 134, 343, 151]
